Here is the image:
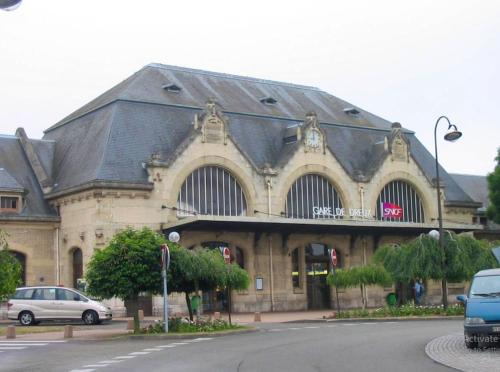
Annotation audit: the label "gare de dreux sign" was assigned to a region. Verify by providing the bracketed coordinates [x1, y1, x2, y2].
[312, 202, 403, 219]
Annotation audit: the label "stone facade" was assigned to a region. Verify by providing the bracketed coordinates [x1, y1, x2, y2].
[0, 64, 482, 314]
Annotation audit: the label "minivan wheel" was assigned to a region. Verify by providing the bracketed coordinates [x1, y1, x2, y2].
[465, 332, 479, 349]
[83, 310, 99, 325]
[19, 311, 35, 326]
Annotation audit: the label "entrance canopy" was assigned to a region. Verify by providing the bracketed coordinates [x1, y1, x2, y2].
[162, 215, 482, 236]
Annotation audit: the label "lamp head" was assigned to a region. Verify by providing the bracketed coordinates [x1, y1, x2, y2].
[428, 229, 440, 240]
[444, 124, 462, 142]
[168, 231, 180, 243]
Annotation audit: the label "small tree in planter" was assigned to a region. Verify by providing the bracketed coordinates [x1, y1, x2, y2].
[327, 264, 392, 310]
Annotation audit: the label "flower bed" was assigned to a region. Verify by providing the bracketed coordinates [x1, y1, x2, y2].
[332, 304, 464, 319]
[141, 317, 244, 334]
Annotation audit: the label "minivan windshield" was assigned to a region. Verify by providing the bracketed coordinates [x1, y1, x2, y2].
[470, 275, 500, 298]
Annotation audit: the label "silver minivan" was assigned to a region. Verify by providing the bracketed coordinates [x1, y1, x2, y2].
[7, 286, 112, 325]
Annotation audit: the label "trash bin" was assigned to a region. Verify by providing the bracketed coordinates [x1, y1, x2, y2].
[191, 295, 201, 314]
[386, 292, 397, 306]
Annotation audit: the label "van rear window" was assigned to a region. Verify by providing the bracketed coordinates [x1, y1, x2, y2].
[13, 289, 35, 299]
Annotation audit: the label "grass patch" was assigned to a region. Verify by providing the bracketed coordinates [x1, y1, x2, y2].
[0, 325, 65, 336]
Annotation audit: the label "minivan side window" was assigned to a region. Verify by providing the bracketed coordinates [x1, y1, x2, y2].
[57, 289, 80, 301]
[33, 288, 56, 300]
[13, 289, 35, 299]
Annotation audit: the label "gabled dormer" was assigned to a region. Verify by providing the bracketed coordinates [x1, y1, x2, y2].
[302, 111, 326, 154]
[194, 99, 229, 145]
[385, 122, 410, 162]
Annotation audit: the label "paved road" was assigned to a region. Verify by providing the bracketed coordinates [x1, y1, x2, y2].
[0, 320, 461, 372]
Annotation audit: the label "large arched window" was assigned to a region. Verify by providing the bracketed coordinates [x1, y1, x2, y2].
[177, 166, 247, 217]
[376, 180, 425, 223]
[285, 174, 343, 219]
[10, 251, 26, 286]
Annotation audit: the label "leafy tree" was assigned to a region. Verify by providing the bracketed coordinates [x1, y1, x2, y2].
[167, 245, 226, 320]
[0, 230, 22, 300]
[374, 233, 499, 306]
[85, 227, 165, 332]
[326, 264, 392, 309]
[487, 147, 500, 224]
[220, 262, 250, 325]
[167, 246, 249, 323]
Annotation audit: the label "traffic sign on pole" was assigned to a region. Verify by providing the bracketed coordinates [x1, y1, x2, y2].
[330, 248, 338, 267]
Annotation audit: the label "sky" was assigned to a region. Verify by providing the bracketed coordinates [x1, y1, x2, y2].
[0, 0, 499, 176]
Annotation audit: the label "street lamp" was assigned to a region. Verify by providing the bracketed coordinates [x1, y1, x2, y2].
[161, 231, 180, 333]
[433, 116, 462, 309]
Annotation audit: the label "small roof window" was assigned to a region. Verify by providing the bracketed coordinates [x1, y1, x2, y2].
[343, 107, 360, 116]
[260, 96, 278, 105]
[162, 83, 182, 93]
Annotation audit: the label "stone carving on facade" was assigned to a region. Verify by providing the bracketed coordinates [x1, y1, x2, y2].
[302, 111, 326, 154]
[387, 122, 409, 162]
[198, 99, 228, 145]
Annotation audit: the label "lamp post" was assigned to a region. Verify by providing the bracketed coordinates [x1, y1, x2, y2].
[161, 231, 180, 333]
[433, 116, 462, 309]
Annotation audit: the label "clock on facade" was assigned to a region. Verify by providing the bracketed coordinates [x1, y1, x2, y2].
[306, 129, 321, 148]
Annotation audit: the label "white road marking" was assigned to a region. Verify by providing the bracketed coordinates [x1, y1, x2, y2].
[304, 326, 320, 329]
[0, 346, 27, 350]
[190, 337, 213, 342]
[0, 343, 48, 346]
[269, 329, 285, 332]
[2, 340, 66, 343]
[361, 322, 377, 325]
[342, 323, 360, 326]
[83, 365, 108, 368]
[157, 344, 177, 348]
[114, 356, 136, 359]
[142, 348, 162, 351]
[97, 360, 122, 364]
[171, 342, 188, 345]
[69, 369, 95, 372]
[288, 327, 301, 330]
[129, 351, 150, 355]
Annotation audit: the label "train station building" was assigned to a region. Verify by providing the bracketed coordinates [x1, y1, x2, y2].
[0, 64, 483, 314]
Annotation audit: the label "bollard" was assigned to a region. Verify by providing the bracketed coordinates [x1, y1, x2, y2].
[64, 325, 73, 339]
[254, 312, 261, 322]
[138, 309, 144, 321]
[213, 311, 221, 319]
[6, 325, 15, 339]
[126, 319, 134, 330]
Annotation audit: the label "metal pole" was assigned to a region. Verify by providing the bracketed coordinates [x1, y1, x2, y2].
[162, 262, 168, 333]
[434, 116, 449, 309]
[333, 266, 340, 314]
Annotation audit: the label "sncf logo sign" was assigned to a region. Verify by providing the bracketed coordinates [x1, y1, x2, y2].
[382, 202, 403, 219]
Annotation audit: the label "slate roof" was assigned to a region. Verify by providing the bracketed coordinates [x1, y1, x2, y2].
[38, 63, 475, 205]
[450, 174, 489, 209]
[0, 167, 24, 192]
[0, 135, 57, 219]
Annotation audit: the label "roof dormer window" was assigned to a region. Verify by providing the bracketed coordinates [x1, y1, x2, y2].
[260, 96, 278, 105]
[162, 83, 182, 93]
[0, 196, 19, 212]
[343, 107, 360, 116]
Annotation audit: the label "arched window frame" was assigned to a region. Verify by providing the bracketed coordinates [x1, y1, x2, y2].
[177, 166, 248, 217]
[285, 173, 344, 219]
[375, 179, 426, 223]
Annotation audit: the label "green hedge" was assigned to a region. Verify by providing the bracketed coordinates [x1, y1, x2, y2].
[333, 304, 464, 318]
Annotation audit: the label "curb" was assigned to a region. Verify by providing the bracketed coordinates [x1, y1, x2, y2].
[113, 327, 258, 341]
[286, 316, 464, 323]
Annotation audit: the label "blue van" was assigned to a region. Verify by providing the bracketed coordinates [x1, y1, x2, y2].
[457, 268, 500, 349]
